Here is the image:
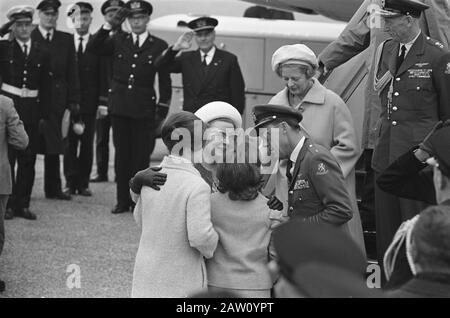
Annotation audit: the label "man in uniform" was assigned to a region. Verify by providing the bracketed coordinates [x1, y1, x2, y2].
[31, 0, 81, 201]
[0, 6, 50, 220]
[88, 0, 172, 214]
[155, 16, 246, 114]
[253, 104, 353, 225]
[91, 0, 125, 183]
[372, 0, 450, 265]
[64, 2, 102, 196]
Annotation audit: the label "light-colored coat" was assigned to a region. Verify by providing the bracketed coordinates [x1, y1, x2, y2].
[265, 79, 365, 254]
[0, 95, 28, 195]
[207, 192, 282, 292]
[131, 156, 218, 298]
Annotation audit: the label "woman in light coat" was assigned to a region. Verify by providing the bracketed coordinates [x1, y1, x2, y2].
[264, 44, 365, 255]
[131, 111, 218, 298]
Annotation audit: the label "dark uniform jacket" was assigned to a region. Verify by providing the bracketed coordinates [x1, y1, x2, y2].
[156, 47, 245, 114]
[372, 32, 450, 172]
[77, 35, 102, 115]
[0, 39, 50, 125]
[388, 273, 450, 298]
[87, 28, 171, 120]
[31, 28, 81, 155]
[376, 147, 436, 204]
[287, 138, 353, 226]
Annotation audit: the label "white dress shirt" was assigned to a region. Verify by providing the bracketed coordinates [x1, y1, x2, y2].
[38, 26, 54, 41]
[200, 46, 216, 65]
[288, 136, 306, 175]
[16, 39, 32, 55]
[132, 32, 149, 48]
[74, 33, 90, 54]
[399, 30, 422, 57]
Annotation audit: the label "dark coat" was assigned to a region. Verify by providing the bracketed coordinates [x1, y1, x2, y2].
[31, 28, 80, 155]
[87, 28, 171, 120]
[288, 138, 353, 226]
[0, 39, 50, 125]
[156, 47, 245, 114]
[372, 32, 450, 172]
[388, 273, 450, 298]
[76, 34, 102, 115]
[376, 147, 436, 204]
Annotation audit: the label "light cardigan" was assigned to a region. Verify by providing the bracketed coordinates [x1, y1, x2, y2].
[207, 192, 282, 290]
[264, 79, 366, 255]
[131, 156, 218, 298]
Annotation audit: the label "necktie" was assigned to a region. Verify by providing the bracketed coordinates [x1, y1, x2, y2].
[286, 160, 293, 182]
[396, 45, 406, 73]
[46, 32, 51, 42]
[23, 44, 28, 57]
[77, 37, 83, 61]
[202, 53, 208, 75]
[134, 35, 140, 49]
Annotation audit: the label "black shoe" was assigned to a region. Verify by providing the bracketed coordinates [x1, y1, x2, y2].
[0, 279, 5, 293]
[78, 188, 92, 197]
[90, 175, 108, 183]
[15, 208, 37, 220]
[47, 191, 72, 201]
[65, 187, 77, 195]
[111, 205, 129, 214]
[4, 208, 14, 220]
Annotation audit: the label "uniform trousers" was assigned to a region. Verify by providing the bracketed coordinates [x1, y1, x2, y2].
[0, 195, 7, 256]
[374, 171, 428, 267]
[7, 123, 38, 210]
[112, 115, 155, 208]
[64, 115, 95, 190]
[95, 114, 112, 179]
[44, 154, 63, 197]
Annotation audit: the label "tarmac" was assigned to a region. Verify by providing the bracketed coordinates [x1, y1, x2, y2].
[0, 139, 167, 298]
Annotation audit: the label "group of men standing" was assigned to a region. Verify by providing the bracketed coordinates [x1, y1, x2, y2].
[0, 0, 246, 217]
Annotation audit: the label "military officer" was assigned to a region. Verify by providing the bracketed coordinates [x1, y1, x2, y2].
[88, 0, 172, 214]
[155, 16, 246, 114]
[253, 105, 353, 226]
[31, 0, 81, 201]
[0, 6, 51, 220]
[63, 2, 102, 196]
[372, 0, 450, 266]
[91, 0, 126, 183]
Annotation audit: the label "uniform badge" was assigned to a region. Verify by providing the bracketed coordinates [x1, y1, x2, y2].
[130, 1, 141, 9]
[294, 179, 309, 190]
[435, 41, 444, 49]
[316, 162, 328, 175]
[445, 63, 450, 75]
[415, 63, 429, 67]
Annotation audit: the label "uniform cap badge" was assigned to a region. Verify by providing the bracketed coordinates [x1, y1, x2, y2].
[130, 1, 141, 9]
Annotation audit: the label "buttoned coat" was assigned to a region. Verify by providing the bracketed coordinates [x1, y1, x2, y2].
[131, 156, 218, 298]
[31, 28, 81, 155]
[266, 79, 365, 252]
[287, 137, 353, 226]
[0, 95, 28, 195]
[87, 28, 172, 120]
[156, 47, 245, 114]
[372, 32, 450, 172]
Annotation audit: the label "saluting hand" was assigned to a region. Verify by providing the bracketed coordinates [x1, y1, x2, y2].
[173, 31, 194, 51]
[0, 19, 14, 37]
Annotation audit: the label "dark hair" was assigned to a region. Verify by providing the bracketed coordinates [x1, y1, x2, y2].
[216, 162, 263, 201]
[412, 205, 450, 274]
[161, 111, 206, 153]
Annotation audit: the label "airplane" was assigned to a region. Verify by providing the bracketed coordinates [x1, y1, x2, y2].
[240, 0, 364, 21]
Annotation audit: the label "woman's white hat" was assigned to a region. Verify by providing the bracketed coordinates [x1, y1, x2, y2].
[195, 101, 242, 128]
[271, 44, 318, 74]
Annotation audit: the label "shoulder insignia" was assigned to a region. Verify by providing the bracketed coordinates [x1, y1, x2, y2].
[445, 62, 450, 75]
[316, 162, 328, 176]
[435, 41, 444, 49]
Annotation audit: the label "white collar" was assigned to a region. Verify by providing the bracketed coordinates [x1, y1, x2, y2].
[132, 32, 149, 47]
[400, 31, 421, 55]
[200, 46, 216, 58]
[290, 136, 306, 163]
[16, 38, 32, 49]
[168, 154, 192, 164]
[75, 33, 90, 41]
[39, 26, 54, 39]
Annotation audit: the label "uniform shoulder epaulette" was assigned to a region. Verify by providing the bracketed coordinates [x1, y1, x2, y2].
[426, 36, 445, 49]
